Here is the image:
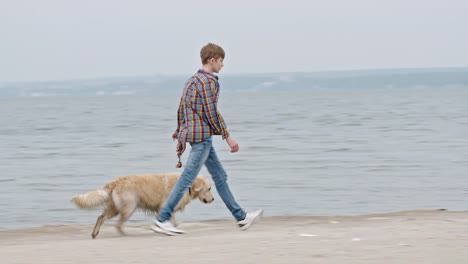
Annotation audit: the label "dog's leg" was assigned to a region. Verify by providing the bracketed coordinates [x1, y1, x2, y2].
[92, 207, 118, 239]
[116, 205, 136, 236]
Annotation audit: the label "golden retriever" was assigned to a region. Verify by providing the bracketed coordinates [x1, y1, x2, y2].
[71, 172, 214, 239]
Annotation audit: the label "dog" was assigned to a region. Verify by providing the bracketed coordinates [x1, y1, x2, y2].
[71, 172, 214, 239]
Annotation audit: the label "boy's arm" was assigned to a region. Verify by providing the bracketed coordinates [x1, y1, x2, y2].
[198, 80, 230, 140]
[173, 99, 185, 139]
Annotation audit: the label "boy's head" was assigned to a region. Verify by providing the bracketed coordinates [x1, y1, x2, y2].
[200, 43, 225, 73]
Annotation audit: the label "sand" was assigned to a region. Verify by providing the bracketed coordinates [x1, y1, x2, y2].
[1, 210, 467, 264]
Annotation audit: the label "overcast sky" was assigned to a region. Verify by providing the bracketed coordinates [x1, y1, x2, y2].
[1, 0, 467, 82]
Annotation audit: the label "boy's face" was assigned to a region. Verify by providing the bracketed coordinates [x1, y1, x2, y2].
[210, 58, 224, 73]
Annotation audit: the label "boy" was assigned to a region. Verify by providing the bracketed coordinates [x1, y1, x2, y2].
[152, 43, 263, 235]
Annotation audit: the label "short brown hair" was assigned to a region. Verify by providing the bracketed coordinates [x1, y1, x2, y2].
[200, 43, 225, 64]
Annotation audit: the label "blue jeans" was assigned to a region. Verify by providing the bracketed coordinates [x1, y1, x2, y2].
[158, 137, 246, 222]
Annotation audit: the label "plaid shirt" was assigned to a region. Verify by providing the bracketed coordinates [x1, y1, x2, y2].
[173, 69, 230, 143]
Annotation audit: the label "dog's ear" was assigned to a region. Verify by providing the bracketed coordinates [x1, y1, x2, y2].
[192, 177, 204, 192]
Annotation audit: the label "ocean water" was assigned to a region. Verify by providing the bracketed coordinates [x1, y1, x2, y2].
[1, 87, 467, 230]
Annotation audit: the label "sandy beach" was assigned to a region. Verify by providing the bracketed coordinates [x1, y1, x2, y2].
[1, 210, 467, 264]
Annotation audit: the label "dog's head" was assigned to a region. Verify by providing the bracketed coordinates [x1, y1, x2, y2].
[191, 176, 214, 204]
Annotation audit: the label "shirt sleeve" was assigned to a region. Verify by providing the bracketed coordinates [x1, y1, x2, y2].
[173, 98, 184, 139]
[197, 80, 230, 139]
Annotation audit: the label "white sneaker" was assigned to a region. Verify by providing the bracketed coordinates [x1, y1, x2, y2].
[152, 219, 185, 235]
[238, 209, 263, 231]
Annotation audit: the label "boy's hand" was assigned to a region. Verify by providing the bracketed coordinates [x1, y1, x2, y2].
[226, 137, 239, 153]
[176, 141, 186, 156]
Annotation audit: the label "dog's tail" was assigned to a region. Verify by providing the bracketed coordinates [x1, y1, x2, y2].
[71, 189, 110, 210]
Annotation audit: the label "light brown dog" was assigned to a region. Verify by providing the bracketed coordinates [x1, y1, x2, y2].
[71, 172, 214, 239]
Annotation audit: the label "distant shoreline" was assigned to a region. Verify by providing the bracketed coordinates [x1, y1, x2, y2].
[1, 67, 467, 97]
[2, 66, 468, 85]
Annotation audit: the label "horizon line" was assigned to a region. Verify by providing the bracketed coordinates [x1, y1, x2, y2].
[2, 65, 467, 85]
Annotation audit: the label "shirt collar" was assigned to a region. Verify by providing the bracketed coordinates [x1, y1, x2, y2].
[197, 69, 219, 80]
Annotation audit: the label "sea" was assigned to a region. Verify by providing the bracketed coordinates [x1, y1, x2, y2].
[1, 86, 467, 230]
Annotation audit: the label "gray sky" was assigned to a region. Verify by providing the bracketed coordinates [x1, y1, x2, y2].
[1, 0, 467, 82]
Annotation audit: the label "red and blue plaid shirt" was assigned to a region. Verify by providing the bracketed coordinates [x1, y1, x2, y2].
[172, 69, 230, 143]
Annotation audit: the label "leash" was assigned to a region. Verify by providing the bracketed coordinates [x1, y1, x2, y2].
[176, 153, 182, 168]
[173, 133, 183, 168]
